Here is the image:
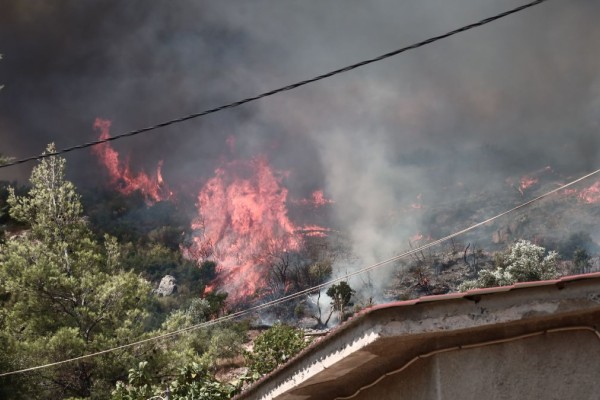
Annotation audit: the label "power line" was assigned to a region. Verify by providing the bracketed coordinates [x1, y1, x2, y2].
[0, 0, 549, 170]
[1, 162, 597, 378]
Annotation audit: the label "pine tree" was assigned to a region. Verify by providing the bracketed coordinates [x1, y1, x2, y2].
[0, 145, 153, 399]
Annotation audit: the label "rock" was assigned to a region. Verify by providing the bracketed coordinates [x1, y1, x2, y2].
[156, 275, 177, 296]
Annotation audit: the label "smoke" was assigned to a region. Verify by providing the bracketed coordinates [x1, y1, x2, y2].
[2, 0, 600, 295]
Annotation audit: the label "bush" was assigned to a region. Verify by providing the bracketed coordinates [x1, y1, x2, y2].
[460, 240, 558, 291]
[112, 361, 238, 400]
[246, 324, 308, 376]
[326, 281, 355, 321]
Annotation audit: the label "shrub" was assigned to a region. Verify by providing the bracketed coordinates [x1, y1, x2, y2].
[246, 324, 308, 376]
[460, 240, 558, 290]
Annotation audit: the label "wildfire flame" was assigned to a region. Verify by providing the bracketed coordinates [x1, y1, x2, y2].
[186, 156, 328, 302]
[578, 181, 600, 204]
[293, 190, 335, 207]
[310, 190, 334, 207]
[92, 120, 331, 301]
[298, 224, 331, 238]
[561, 181, 600, 204]
[92, 118, 173, 204]
[411, 232, 424, 242]
[519, 176, 538, 194]
[509, 166, 552, 195]
[410, 193, 424, 210]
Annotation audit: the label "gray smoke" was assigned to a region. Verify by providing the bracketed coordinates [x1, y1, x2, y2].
[1, 0, 600, 291]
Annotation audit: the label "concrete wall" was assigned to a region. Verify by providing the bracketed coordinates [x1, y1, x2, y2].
[354, 329, 600, 400]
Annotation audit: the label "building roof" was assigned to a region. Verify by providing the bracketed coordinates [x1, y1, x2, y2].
[235, 273, 600, 400]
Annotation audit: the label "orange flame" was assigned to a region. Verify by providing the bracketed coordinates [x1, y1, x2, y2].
[298, 224, 331, 238]
[310, 190, 334, 207]
[92, 118, 173, 204]
[410, 232, 426, 243]
[560, 181, 600, 204]
[293, 190, 334, 207]
[513, 166, 552, 195]
[519, 176, 538, 194]
[410, 193, 424, 209]
[579, 181, 600, 204]
[92, 121, 331, 301]
[186, 157, 310, 302]
[562, 188, 579, 197]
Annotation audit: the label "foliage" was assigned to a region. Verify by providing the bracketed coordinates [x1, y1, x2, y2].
[326, 281, 355, 321]
[307, 261, 333, 286]
[0, 181, 29, 244]
[459, 240, 559, 291]
[113, 297, 246, 399]
[246, 324, 308, 376]
[573, 248, 591, 274]
[301, 261, 334, 327]
[112, 361, 238, 400]
[81, 188, 191, 249]
[0, 155, 12, 166]
[556, 231, 598, 259]
[0, 145, 153, 399]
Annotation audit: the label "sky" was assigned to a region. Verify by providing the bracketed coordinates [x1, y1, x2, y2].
[1, 0, 600, 286]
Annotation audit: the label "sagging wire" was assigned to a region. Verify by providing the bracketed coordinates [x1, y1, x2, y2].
[0, 0, 548, 170]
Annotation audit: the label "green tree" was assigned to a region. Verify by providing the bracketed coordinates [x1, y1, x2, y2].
[303, 262, 333, 327]
[0, 155, 12, 166]
[246, 324, 308, 376]
[112, 361, 238, 400]
[573, 248, 591, 274]
[460, 240, 559, 291]
[326, 281, 355, 322]
[0, 144, 153, 399]
[112, 296, 247, 400]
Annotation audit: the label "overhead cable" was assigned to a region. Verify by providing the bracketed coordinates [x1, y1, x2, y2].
[0, 162, 597, 378]
[0, 0, 549, 170]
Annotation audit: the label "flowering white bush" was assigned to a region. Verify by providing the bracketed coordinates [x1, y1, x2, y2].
[459, 240, 559, 291]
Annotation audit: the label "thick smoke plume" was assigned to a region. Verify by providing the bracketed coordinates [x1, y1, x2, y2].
[2, 1, 600, 296]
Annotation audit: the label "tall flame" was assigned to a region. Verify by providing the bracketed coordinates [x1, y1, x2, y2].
[92, 118, 173, 204]
[186, 157, 308, 302]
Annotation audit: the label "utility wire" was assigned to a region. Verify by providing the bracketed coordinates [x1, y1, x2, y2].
[1, 162, 597, 378]
[0, 0, 549, 170]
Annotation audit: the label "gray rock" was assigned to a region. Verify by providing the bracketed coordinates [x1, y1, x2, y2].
[156, 275, 177, 296]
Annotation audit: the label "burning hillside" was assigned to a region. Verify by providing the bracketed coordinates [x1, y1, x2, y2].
[94, 119, 600, 302]
[186, 157, 304, 301]
[93, 120, 330, 302]
[92, 118, 173, 204]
